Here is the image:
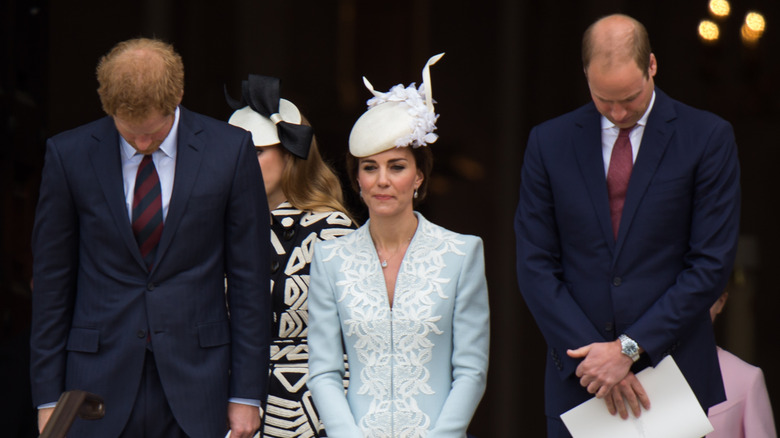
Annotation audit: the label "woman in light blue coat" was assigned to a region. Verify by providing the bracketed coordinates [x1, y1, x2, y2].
[307, 54, 490, 438]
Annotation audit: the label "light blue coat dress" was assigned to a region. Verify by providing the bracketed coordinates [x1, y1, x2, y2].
[308, 213, 490, 438]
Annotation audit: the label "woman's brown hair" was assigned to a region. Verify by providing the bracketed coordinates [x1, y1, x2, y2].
[280, 118, 353, 220]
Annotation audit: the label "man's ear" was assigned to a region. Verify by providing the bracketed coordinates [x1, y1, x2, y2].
[648, 53, 657, 78]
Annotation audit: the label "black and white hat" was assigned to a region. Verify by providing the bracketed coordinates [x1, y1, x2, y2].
[226, 75, 313, 159]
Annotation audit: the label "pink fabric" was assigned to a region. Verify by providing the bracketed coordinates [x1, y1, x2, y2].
[707, 347, 777, 438]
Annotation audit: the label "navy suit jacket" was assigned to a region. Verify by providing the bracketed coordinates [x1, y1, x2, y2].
[515, 89, 740, 417]
[31, 107, 271, 437]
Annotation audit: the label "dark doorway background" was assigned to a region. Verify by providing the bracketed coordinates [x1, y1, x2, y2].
[2, 1, 777, 436]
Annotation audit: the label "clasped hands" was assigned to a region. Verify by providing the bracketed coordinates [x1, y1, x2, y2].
[567, 340, 651, 419]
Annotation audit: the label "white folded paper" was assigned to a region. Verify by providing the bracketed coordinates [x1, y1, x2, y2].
[561, 355, 714, 438]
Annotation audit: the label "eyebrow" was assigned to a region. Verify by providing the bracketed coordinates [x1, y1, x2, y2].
[118, 118, 171, 135]
[595, 89, 642, 103]
[621, 90, 642, 102]
[359, 158, 409, 165]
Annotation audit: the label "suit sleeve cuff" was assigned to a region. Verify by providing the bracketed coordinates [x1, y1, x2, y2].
[228, 398, 264, 417]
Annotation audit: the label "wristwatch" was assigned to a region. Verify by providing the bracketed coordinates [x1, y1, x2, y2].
[618, 334, 640, 362]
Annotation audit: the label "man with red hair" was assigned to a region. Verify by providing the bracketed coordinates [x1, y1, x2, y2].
[31, 38, 270, 438]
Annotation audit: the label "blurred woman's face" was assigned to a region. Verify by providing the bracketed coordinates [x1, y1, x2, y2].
[256, 145, 287, 209]
[357, 147, 423, 220]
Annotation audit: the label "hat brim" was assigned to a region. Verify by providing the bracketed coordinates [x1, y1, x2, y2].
[228, 99, 302, 147]
[348, 101, 415, 157]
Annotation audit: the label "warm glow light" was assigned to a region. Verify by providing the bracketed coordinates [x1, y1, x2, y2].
[709, 0, 730, 18]
[698, 20, 720, 42]
[741, 11, 766, 46]
[741, 24, 761, 44]
[745, 12, 766, 34]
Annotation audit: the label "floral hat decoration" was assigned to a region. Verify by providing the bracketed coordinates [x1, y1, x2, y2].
[225, 74, 313, 159]
[348, 53, 445, 158]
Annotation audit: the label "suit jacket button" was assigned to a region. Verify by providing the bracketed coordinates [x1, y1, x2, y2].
[270, 260, 280, 274]
[147, 283, 155, 291]
[137, 330, 146, 339]
[604, 322, 614, 332]
[283, 228, 295, 241]
[612, 277, 622, 287]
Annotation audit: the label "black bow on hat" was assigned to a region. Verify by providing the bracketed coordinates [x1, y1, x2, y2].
[225, 74, 313, 159]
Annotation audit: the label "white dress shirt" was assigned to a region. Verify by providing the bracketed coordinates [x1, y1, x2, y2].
[600, 91, 656, 175]
[120, 106, 180, 222]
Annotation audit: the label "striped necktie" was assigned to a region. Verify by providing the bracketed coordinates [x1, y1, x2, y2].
[607, 127, 634, 239]
[132, 155, 163, 269]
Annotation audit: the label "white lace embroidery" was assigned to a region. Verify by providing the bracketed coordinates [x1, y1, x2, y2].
[320, 218, 465, 437]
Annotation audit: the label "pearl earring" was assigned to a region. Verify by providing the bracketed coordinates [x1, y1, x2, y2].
[414, 189, 419, 199]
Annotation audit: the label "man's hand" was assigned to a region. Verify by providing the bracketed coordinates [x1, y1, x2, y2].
[227, 402, 260, 438]
[567, 339, 633, 398]
[604, 371, 651, 419]
[38, 407, 55, 433]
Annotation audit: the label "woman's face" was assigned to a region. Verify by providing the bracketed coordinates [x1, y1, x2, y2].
[357, 147, 423, 219]
[256, 145, 287, 208]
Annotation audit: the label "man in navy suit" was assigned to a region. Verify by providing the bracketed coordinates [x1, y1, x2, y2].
[31, 38, 270, 438]
[515, 14, 740, 437]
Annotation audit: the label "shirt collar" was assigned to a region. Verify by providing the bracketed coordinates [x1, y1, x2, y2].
[119, 106, 181, 160]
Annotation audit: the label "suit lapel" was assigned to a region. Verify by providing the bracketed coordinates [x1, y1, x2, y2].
[153, 108, 204, 273]
[88, 118, 149, 270]
[572, 105, 616, 252]
[614, 89, 676, 258]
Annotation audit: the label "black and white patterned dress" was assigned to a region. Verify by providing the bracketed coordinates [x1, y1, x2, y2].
[261, 202, 355, 438]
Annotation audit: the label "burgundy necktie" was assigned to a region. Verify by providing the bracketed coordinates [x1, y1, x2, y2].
[132, 155, 163, 269]
[607, 127, 634, 239]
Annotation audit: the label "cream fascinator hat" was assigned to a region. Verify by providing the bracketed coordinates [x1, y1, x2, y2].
[225, 75, 313, 159]
[349, 53, 444, 158]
